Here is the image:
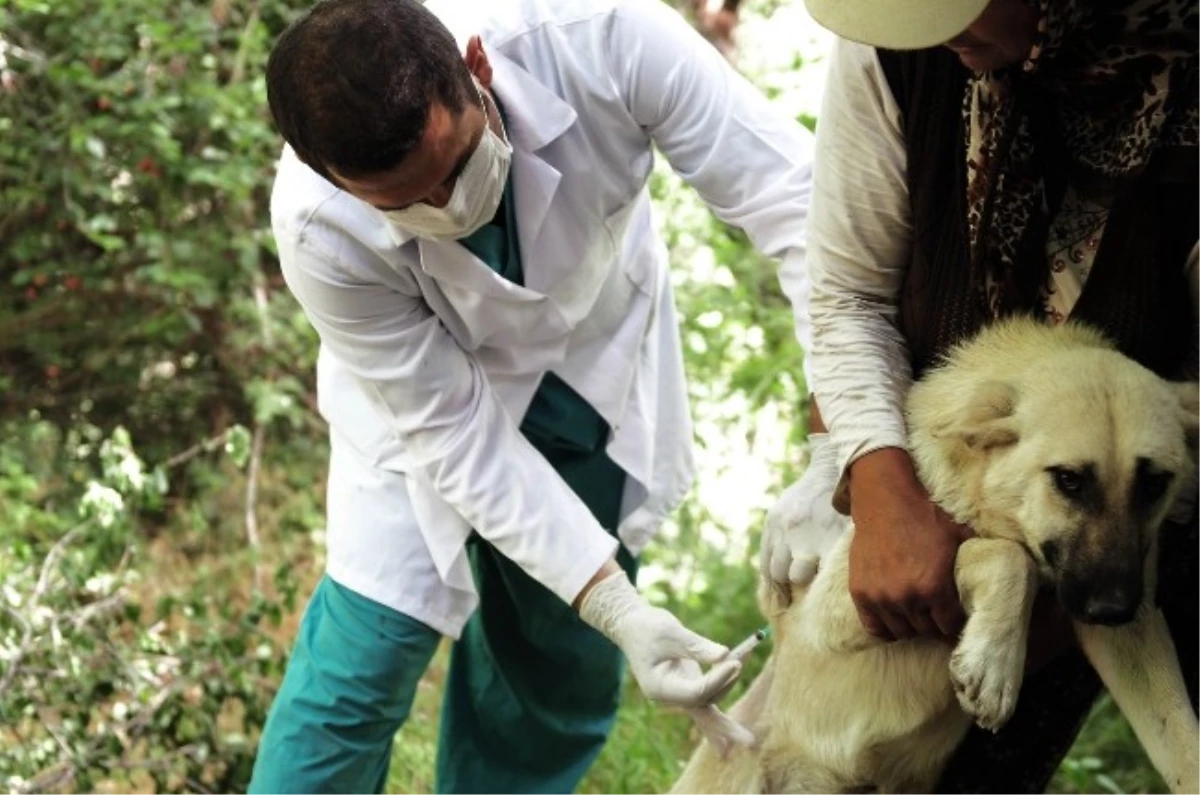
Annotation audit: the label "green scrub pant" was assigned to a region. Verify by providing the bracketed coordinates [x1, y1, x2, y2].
[249, 432, 632, 794]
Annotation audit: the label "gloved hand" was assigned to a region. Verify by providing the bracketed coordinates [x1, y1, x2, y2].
[759, 432, 849, 606]
[579, 570, 742, 708]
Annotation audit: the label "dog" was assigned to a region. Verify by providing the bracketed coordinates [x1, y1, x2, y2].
[673, 317, 1200, 794]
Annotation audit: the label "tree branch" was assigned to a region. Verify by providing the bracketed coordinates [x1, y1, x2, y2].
[0, 523, 86, 698]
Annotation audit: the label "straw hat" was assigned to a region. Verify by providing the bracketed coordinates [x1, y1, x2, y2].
[804, 0, 991, 49]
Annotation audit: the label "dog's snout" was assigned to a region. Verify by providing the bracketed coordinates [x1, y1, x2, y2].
[1059, 572, 1142, 627]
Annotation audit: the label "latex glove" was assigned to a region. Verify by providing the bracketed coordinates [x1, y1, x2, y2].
[684, 627, 768, 757]
[579, 571, 742, 708]
[760, 432, 849, 606]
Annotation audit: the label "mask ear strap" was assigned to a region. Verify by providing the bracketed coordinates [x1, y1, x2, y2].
[471, 77, 487, 114]
[474, 78, 509, 146]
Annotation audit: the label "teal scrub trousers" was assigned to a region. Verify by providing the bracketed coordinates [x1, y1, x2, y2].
[248, 376, 635, 794]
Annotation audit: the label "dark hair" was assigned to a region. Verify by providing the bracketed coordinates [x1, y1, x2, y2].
[266, 0, 476, 182]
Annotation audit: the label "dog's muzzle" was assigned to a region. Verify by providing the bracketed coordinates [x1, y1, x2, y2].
[1059, 569, 1142, 626]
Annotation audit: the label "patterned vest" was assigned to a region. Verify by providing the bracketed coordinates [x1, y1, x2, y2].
[876, 47, 1198, 380]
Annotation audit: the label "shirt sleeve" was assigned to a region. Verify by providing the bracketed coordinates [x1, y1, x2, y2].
[604, 0, 815, 375]
[276, 218, 617, 605]
[802, 39, 916, 508]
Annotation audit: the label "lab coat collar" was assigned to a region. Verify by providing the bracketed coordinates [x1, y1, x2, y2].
[380, 52, 573, 280]
[409, 53, 574, 296]
[488, 49, 577, 153]
[490, 51, 572, 291]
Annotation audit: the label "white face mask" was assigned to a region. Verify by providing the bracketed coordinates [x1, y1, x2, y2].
[383, 81, 512, 242]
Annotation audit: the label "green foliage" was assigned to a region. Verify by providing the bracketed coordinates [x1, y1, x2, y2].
[0, 0, 313, 460]
[0, 422, 295, 794]
[1, 0, 314, 791]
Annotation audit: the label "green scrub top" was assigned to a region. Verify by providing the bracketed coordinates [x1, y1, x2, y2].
[457, 102, 614, 468]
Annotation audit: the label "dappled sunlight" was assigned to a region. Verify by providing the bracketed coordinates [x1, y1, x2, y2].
[638, 0, 828, 595]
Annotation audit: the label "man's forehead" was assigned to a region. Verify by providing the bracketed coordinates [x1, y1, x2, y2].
[335, 102, 466, 194]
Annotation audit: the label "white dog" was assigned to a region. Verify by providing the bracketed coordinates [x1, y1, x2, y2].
[673, 317, 1200, 794]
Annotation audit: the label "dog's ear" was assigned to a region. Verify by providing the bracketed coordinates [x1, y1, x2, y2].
[1172, 380, 1199, 460]
[952, 380, 1020, 450]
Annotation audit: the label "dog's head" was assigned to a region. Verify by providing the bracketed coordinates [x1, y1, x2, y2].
[909, 322, 1198, 627]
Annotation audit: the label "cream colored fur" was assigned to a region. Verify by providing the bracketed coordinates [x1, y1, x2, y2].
[673, 318, 1200, 794]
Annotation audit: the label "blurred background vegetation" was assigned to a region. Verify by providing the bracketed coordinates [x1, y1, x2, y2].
[0, 0, 1164, 792]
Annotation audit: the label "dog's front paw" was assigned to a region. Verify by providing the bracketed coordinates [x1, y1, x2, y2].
[949, 635, 1023, 733]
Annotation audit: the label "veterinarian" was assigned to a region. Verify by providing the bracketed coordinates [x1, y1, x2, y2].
[762, 0, 1198, 790]
[249, 0, 815, 791]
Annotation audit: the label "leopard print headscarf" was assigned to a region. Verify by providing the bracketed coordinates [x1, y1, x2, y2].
[964, 0, 1199, 317]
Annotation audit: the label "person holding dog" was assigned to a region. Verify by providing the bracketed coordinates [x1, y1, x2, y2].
[249, 0, 816, 791]
[762, 0, 1197, 790]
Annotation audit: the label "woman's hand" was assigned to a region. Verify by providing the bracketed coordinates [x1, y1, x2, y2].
[847, 447, 973, 641]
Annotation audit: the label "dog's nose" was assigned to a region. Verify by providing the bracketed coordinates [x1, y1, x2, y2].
[1079, 592, 1139, 626]
[1060, 574, 1142, 627]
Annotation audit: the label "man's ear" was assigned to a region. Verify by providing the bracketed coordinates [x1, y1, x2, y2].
[464, 35, 494, 88]
[941, 380, 1020, 450]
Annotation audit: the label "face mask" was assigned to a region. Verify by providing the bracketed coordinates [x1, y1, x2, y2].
[383, 81, 512, 241]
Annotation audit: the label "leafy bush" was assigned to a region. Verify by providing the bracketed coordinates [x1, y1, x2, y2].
[2, 1, 314, 790]
[0, 0, 312, 457]
[0, 421, 296, 793]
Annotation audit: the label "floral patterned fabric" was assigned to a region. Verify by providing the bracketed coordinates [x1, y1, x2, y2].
[963, 0, 1198, 319]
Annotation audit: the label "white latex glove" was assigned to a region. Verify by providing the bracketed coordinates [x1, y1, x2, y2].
[760, 432, 849, 605]
[579, 571, 742, 708]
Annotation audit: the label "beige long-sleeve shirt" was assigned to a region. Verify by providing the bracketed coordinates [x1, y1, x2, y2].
[806, 39, 1200, 509]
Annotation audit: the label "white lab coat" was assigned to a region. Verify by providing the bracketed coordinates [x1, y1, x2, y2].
[271, 0, 814, 638]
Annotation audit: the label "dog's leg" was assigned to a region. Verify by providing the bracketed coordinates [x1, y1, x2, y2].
[1075, 609, 1199, 794]
[950, 537, 1038, 732]
[728, 653, 776, 727]
[669, 657, 775, 794]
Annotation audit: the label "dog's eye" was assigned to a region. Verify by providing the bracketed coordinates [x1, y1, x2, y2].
[1052, 468, 1083, 495]
[1133, 463, 1173, 508]
[1047, 464, 1100, 508]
